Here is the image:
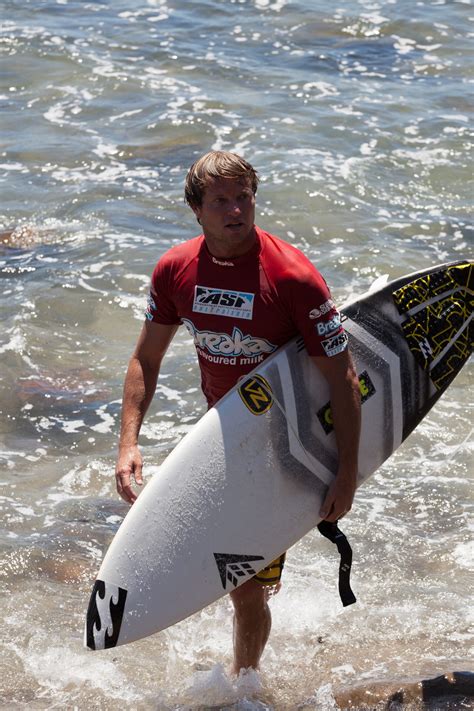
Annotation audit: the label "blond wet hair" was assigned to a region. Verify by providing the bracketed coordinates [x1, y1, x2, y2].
[184, 150, 259, 208]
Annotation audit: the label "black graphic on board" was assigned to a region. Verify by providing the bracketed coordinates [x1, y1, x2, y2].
[393, 263, 473, 391]
[85, 579, 127, 650]
[214, 553, 265, 589]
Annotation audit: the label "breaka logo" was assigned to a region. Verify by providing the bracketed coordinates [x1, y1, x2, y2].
[182, 318, 277, 357]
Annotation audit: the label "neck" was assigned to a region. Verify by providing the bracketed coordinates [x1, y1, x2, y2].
[204, 226, 257, 259]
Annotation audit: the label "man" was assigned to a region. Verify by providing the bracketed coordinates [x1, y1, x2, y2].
[115, 150, 361, 675]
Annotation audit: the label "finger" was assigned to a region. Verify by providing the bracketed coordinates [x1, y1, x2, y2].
[121, 483, 137, 504]
[115, 469, 129, 494]
[329, 507, 350, 522]
[116, 472, 136, 504]
[123, 486, 137, 504]
[319, 502, 334, 520]
[319, 492, 334, 519]
[134, 461, 143, 486]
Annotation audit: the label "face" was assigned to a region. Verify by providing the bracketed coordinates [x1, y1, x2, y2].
[192, 177, 256, 258]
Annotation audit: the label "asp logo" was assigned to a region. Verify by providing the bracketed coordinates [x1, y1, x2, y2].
[238, 374, 274, 416]
[322, 331, 348, 357]
[193, 285, 255, 320]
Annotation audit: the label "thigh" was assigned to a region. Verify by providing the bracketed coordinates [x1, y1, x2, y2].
[252, 553, 286, 587]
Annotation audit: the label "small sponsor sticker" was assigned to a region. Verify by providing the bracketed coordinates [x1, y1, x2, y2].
[318, 370, 376, 434]
[145, 294, 157, 321]
[238, 374, 273, 415]
[212, 256, 234, 267]
[316, 314, 341, 337]
[322, 331, 348, 357]
[193, 286, 255, 320]
[309, 299, 335, 319]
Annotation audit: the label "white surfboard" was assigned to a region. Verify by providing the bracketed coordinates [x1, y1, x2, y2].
[85, 260, 473, 650]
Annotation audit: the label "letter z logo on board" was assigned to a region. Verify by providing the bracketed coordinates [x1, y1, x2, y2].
[238, 374, 273, 415]
[193, 286, 255, 320]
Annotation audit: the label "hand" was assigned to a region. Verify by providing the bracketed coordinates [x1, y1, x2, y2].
[319, 468, 357, 522]
[115, 445, 143, 504]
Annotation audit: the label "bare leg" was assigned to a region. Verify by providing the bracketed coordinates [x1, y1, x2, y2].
[229, 578, 271, 675]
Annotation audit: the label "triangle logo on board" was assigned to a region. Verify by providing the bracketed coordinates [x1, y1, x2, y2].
[213, 553, 265, 589]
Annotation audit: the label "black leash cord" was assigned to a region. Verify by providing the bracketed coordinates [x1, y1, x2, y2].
[317, 520, 357, 607]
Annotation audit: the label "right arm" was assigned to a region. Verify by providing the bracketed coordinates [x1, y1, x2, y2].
[115, 320, 179, 504]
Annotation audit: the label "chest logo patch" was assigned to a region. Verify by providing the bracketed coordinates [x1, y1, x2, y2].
[193, 286, 255, 320]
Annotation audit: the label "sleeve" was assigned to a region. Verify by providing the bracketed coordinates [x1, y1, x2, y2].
[289, 263, 348, 358]
[145, 256, 181, 325]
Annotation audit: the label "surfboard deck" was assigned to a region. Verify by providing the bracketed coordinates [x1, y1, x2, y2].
[85, 260, 473, 650]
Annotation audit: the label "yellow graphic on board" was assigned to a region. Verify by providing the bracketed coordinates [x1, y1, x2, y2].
[393, 262, 473, 390]
[318, 370, 376, 434]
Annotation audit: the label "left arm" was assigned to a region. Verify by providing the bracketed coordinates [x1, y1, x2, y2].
[311, 348, 361, 522]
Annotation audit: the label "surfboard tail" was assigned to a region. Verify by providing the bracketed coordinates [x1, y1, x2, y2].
[84, 579, 128, 651]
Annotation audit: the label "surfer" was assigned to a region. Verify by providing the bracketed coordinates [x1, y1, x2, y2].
[115, 150, 361, 675]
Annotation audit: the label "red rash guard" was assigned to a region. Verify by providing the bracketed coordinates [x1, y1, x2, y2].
[147, 226, 347, 407]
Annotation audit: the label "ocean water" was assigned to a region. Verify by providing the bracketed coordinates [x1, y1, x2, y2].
[1, 0, 473, 708]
